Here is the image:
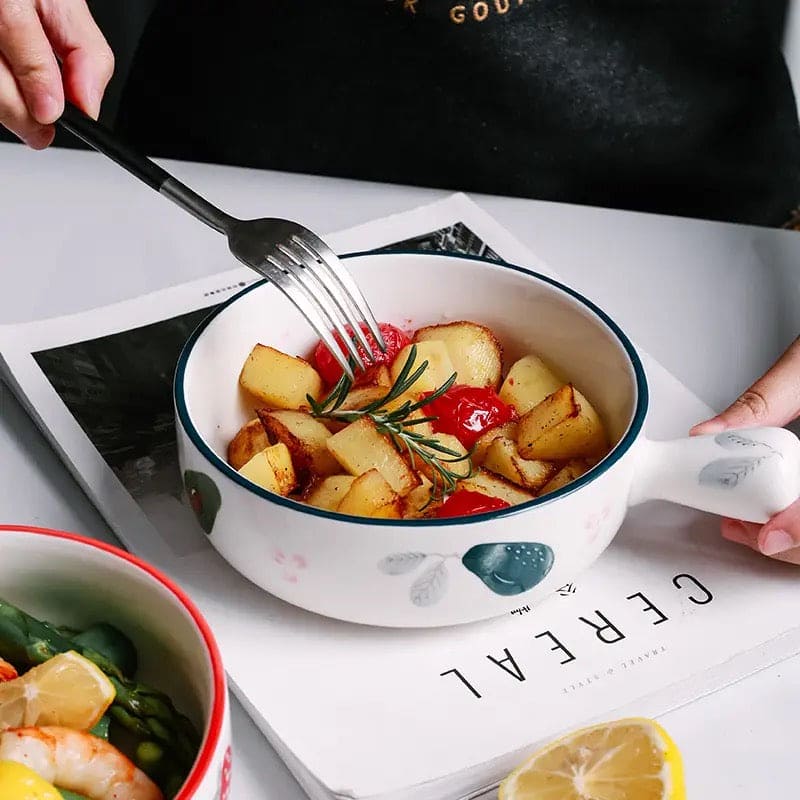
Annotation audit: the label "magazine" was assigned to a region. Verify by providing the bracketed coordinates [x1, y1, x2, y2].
[1, 194, 799, 800]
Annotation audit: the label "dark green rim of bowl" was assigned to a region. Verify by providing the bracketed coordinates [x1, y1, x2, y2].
[174, 250, 649, 527]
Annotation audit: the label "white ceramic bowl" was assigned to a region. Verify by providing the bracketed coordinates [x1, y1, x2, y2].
[174, 252, 800, 628]
[0, 525, 232, 800]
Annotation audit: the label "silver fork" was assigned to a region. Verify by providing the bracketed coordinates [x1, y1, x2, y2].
[57, 103, 385, 381]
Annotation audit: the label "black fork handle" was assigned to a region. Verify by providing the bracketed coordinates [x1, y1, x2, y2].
[57, 103, 235, 235]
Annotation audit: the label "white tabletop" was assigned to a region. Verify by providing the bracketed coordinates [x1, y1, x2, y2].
[0, 141, 798, 797]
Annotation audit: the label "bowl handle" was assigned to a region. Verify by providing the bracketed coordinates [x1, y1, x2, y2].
[629, 427, 800, 523]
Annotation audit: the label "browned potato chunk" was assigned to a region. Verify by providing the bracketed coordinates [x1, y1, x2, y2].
[338, 386, 387, 412]
[238, 442, 297, 496]
[517, 384, 608, 460]
[401, 478, 442, 518]
[499, 355, 565, 416]
[414, 321, 502, 389]
[483, 437, 559, 492]
[538, 459, 591, 496]
[366, 365, 392, 387]
[227, 418, 270, 470]
[471, 421, 519, 466]
[337, 469, 400, 517]
[372, 499, 404, 518]
[457, 468, 535, 506]
[327, 417, 420, 495]
[390, 341, 456, 395]
[303, 475, 356, 511]
[320, 387, 388, 433]
[240, 344, 323, 409]
[416, 433, 472, 481]
[257, 409, 340, 486]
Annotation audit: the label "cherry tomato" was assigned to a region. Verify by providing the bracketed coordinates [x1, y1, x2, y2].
[425, 384, 516, 449]
[313, 323, 410, 387]
[435, 490, 510, 518]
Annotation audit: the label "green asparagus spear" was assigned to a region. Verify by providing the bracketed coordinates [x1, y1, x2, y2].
[57, 791, 90, 800]
[89, 714, 111, 740]
[73, 622, 138, 676]
[0, 598, 200, 773]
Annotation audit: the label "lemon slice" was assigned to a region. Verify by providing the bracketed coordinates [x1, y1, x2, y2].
[0, 760, 63, 799]
[0, 651, 115, 730]
[499, 718, 685, 800]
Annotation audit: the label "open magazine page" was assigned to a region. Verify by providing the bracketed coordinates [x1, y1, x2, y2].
[1, 195, 799, 800]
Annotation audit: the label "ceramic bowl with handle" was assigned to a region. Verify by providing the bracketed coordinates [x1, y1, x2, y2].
[174, 251, 800, 628]
[0, 525, 232, 800]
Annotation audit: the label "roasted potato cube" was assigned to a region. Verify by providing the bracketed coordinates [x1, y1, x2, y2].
[417, 433, 472, 481]
[337, 469, 400, 517]
[390, 341, 456, 395]
[372, 499, 404, 518]
[499, 355, 565, 416]
[303, 475, 356, 511]
[402, 478, 442, 518]
[238, 442, 297, 496]
[319, 386, 388, 433]
[365, 365, 392, 387]
[517, 384, 608, 460]
[414, 321, 502, 388]
[483, 437, 559, 491]
[227, 418, 270, 470]
[457, 468, 535, 506]
[538, 459, 591, 496]
[327, 417, 420, 495]
[240, 344, 323, 410]
[338, 386, 388, 412]
[257, 409, 340, 486]
[471, 421, 519, 466]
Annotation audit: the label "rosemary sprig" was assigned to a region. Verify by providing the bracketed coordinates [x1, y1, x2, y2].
[306, 345, 472, 500]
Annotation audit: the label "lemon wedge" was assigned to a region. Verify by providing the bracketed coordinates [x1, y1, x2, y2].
[0, 651, 115, 731]
[0, 760, 63, 799]
[499, 718, 685, 800]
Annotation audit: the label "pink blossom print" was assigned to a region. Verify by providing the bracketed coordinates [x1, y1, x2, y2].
[584, 506, 612, 544]
[273, 549, 308, 582]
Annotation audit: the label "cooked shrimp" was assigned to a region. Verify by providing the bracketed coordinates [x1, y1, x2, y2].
[0, 726, 163, 800]
[0, 657, 17, 682]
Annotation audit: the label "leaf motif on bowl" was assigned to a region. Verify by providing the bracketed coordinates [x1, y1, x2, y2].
[378, 552, 428, 575]
[698, 456, 764, 488]
[410, 560, 449, 607]
[462, 542, 554, 596]
[183, 470, 222, 534]
[715, 432, 766, 450]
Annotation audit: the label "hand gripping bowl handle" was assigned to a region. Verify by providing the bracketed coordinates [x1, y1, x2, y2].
[629, 427, 800, 523]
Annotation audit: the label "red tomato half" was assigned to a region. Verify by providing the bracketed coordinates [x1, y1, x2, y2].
[425, 384, 516, 449]
[435, 490, 510, 518]
[313, 323, 410, 386]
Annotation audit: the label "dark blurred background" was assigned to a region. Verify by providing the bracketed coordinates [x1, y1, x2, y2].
[1, 2, 798, 154]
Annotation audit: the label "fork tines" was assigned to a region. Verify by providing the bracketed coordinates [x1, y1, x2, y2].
[263, 231, 386, 381]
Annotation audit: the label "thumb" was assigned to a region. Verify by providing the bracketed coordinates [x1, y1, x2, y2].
[691, 337, 800, 435]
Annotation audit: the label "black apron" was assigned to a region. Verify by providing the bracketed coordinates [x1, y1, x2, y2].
[118, 0, 800, 227]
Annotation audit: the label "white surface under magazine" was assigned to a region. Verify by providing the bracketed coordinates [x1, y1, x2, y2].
[1, 194, 799, 800]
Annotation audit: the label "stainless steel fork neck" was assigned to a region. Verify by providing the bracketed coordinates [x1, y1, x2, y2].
[160, 177, 236, 235]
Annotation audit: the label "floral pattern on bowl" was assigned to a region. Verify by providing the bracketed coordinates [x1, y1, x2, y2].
[378, 541, 555, 606]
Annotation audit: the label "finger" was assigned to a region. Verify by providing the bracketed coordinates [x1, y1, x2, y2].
[0, 0, 62, 123]
[37, 0, 113, 119]
[756, 498, 800, 557]
[691, 337, 800, 435]
[0, 51, 53, 147]
[721, 512, 800, 566]
[720, 517, 758, 548]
